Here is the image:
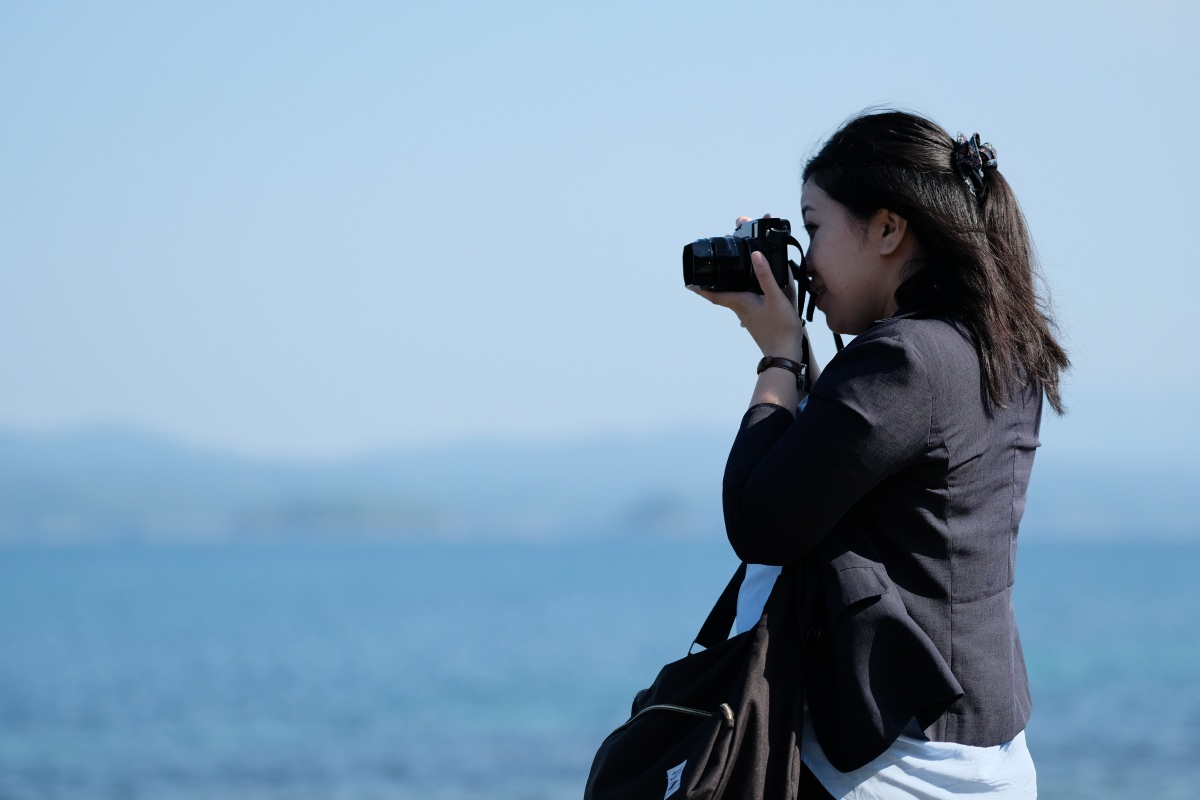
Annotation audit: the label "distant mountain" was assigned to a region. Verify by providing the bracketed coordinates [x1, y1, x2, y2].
[0, 426, 1194, 542]
[0, 426, 730, 542]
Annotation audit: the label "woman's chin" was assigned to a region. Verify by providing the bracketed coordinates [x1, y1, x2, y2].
[825, 314, 866, 337]
[822, 310, 849, 336]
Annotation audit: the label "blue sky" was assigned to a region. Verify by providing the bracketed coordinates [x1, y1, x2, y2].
[1, 1, 1196, 463]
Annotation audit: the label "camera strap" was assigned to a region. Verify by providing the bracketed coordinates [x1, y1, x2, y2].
[787, 237, 845, 354]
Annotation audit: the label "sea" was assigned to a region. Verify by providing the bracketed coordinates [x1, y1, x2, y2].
[1, 537, 1198, 800]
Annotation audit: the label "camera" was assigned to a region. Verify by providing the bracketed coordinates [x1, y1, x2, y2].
[682, 217, 803, 294]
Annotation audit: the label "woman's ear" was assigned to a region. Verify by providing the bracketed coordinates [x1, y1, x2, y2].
[873, 209, 910, 256]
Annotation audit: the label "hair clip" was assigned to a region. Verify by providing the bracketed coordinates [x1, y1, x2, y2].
[954, 132, 998, 198]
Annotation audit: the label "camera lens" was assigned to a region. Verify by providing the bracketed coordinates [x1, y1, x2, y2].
[683, 236, 758, 292]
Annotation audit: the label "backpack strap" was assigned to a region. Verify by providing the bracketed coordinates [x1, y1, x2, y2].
[692, 562, 748, 651]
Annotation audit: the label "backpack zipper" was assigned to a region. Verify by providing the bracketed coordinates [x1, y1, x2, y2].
[613, 702, 734, 734]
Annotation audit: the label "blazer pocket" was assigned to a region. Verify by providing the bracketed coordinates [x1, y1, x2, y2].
[826, 564, 890, 620]
[811, 559, 965, 773]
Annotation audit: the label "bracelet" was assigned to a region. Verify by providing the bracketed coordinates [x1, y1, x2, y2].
[756, 356, 807, 390]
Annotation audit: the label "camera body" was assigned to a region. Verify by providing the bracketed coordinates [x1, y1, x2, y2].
[682, 217, 795, 294]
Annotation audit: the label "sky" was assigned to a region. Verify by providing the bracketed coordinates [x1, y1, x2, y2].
[1, 1, 1197, 464]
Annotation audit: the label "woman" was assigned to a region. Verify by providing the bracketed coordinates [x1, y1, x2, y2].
[689, 110, 1069, 798]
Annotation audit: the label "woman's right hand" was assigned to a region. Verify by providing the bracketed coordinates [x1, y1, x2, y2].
[687, 214, 807, 363]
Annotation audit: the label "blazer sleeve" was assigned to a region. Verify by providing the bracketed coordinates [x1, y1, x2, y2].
[722, 327, 933, 565]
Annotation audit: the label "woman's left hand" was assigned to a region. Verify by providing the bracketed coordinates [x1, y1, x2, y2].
[689, 249, 807, 362]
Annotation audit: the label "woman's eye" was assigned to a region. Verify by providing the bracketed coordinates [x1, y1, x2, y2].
[804, 225, 817, 237]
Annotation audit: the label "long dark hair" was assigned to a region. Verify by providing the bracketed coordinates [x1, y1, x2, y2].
[803, 110, 1070, 414]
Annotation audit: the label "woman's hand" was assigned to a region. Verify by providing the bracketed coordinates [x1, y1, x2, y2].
[688, 249, 807, 362]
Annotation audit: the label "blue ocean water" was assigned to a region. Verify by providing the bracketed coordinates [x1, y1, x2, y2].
[1, 537, 1197, 799]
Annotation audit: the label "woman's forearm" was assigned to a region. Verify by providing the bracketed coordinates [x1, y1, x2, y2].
[749, 366, 804, 413]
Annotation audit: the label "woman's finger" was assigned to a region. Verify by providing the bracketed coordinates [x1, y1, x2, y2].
[751, 251, 792, 307]
[688, 284, 739, 309]
[735, 213, 772, 230]
[688, 285, 762, 328]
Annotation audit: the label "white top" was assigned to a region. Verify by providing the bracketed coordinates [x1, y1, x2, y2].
[802, 712, 1036, 799]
